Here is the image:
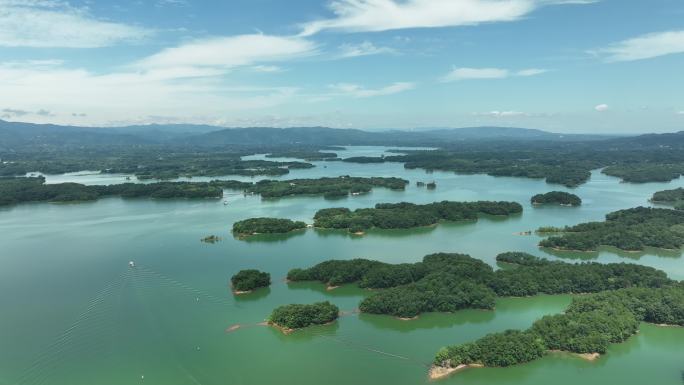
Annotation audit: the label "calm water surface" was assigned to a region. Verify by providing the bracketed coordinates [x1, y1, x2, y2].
[2, 146, 683, 385]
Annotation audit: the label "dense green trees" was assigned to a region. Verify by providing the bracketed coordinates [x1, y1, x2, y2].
[269, 301, 339, 330]
[341, 156, 386, 163]
[265, 150, 338, 161]
[652, 188, 684, 210]
[0, 150, 314, 179]
[288, 252, 670, 318]
[433, 285, 684, 371]
[312, 201, 523, 233]
[232, 218, 307, 237]
[230, 270, 271, 292]
[539, 207, 684, 251]
[0, 177, 245, 206]
[434, 330, 545, 368]
[383, 151, 596, 187]
[246, 176, 408, 198]
[531, 191, 581, 206]
[603, 163, 684, 183]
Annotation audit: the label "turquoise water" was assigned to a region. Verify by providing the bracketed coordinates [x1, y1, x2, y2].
[2, 146, 683, 385]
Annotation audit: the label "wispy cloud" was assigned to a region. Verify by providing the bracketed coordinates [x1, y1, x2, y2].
[338, 41, 396, 58]
[476, 110, 530, 117]
[300, 0, 596, 36]
[590, 30, 684, 62]
[328, 82, 415, 97]
[0, 0, 153, 48]
[0, 59, 302, 124]
[252, 65, 284, 73]
[441, 67, 547, 82]
[135, 34, 317, 73]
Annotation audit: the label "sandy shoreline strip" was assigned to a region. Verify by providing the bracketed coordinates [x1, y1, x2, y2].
[428, 364, 484, 380]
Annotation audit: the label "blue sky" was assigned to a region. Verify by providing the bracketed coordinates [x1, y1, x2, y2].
[0, 0, 683, 133]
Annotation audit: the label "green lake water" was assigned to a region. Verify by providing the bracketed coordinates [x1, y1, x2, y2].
[2, 146, 683, 385]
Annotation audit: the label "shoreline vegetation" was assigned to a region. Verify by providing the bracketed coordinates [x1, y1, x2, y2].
[538, 207, 684, 252]
[230, 270, 271, 294]
[0, 176, 414, 207]
[232, 218, 307, 238]
[651, 187, 684, 210]
[531, 191, 582, 206]
[245, 176, 408, 199]
[0, 176, 253, 206]
[431, 284, 684, 379]
[313, 201, 523, 233]
[287, 252, 670, 318]
[268, 301, 339, 333]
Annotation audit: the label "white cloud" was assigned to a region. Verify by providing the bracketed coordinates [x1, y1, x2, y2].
[481, 110, 529, 117]
[595, 104, 609, 112]
[677, 111, 684, 115]
[516, 68, 548, 76]
[252, 65, 284, 73]
[441, 67, 546, 82]
[591, 30, 684, 62]
[0, 60, 301, 125]
[300, 0, 595, 36]
[136, 34, 317, 71]
[328, 82, 415, 97]
[0, 0, 153, 47]
[338, 41, 396, 58]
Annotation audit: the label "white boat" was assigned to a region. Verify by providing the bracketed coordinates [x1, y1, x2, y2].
[129, 261, 136, 268]
[223, 200, 229, 205]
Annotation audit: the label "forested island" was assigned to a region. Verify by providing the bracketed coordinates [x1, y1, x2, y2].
[0, 150, 314, 180]
[382, 151, 595, 187]
[287, 252, 670, 318]
[651, 187, 684, 210]
[0, 176, 252, 206]
[531, 191, 582, 206]
[230, 270, 271, 294]
[245, 176, 408, 199]
[265, 150, 338, 161]
[312, 201, 523, 234]
[268, 301, 339, 332]
[341, 156, 386, 163]
[603, 163, 684, 183]
[538, 207, 684, 251]
[431, 284, 684, 378]
[232, 218, 307, 238]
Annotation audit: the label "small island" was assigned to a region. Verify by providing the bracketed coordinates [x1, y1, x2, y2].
[313, 201, 523, 234]
[232, 218, 307, 238]
[287, 252, 669, 318]
[230, 269, 271, 294]
[268, 301, 339, 333]
[531, 191, 581, 206]
[431, 284, 684, 379]
[200, 235, 222, 243]
[538, 207, 684, 251]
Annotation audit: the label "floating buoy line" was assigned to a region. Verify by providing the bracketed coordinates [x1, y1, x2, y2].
[15, 262, 425, 384]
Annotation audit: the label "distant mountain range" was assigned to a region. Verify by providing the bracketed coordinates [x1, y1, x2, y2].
[0, 119, 681, 150]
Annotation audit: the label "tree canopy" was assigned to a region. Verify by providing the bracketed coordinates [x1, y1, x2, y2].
[313, 201, 523, 233]
[231, 270, 271, 292]
[269, 301, 339, 330]
[539, 207, 684, 251]
[531, 191, 581, 206]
